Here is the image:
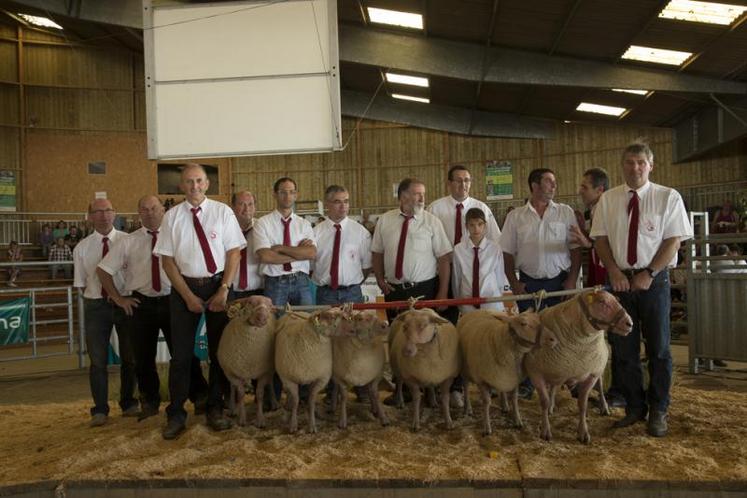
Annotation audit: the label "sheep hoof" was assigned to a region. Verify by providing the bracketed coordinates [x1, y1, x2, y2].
[600, 407, 610, 417]
[411, 424, 420, 432]
[309, 425, 317, 434]
[338, 421, 347, 430]
[513, 420, 524, 429]
[540, 429, 552, 441]
[445, 421, 454, 430]
[578, 431, 591, 444]
[379, 416, 390, 427]
[482, 429, 492, 437]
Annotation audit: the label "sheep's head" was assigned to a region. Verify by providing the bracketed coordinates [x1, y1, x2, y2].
[349, 310, 389, 341]
[311, 307, 353, 337]
[578, 290, 632, 336]
[496, 310, 556, 350]
[400, 308, 449, 358]
[227, 295, 274, 327]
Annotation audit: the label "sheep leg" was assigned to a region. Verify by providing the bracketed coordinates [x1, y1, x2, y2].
[236, 381, 247, 427]
[439, 378, 454, 430]
[548, 385, 558, 415]
[337, 380, 348, 430]
[533, 376, 552, 441]
[228, 380, 237, 417]
[369, 379, 389, 426]
[510, 387, 523, 429]
[408, 382, 422, 432]
[426, 387, 438, 409]
[329, 381, 339, 415]
[576, 375, 597, 444]
[595, 376, 610, 416]
[307, 379, 326, 434]
[463, 379, 473, 418]
[499, 391, 510, 413]
[395, 380, 405, 409]
[283, 380, 299, 434]
[479, 384, 492, 436]
[255, 373, 271, 429]
[267, 371, 279, 411]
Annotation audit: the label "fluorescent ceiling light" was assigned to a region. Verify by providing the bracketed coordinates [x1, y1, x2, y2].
[621, 45, 692, 66]
[385, 72, 429, 87]
[659, 0, 747, 25]
[612, 88, 650, 96]
[367, 7, 423, 29]
[576, 102, 626, 116]
[392, 93, 430, 104]
[17, 13, 63, 29]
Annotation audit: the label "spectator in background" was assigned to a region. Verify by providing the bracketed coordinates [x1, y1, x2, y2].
[6, 241, 23, 287]
[39, 224, 54, 259]
[712, 200, 739, 234]
[66, 225, 83, 249]
[360, 212, 376, 234]
[49, 236, 73, 279]
[53, 220, 68, 240]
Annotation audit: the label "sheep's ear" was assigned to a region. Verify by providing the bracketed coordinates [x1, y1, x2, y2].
[491, 312, 511, 323]
[422, 308, 450, 324]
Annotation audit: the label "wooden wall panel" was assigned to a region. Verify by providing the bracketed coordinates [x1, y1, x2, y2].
[0, 128, 19, 170]
[23, 45, 132, 89]
[26, 87, 133, 130]
[0, 41, 17, 82]
[0, 84, 19, 124]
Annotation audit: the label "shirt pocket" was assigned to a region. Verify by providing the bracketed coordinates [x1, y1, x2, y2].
[342, 243, 359, 262]
[547, 221, 567, 242]
[517, 224, 534, 244]
[639, 214, 662, 240]
[409, 231, 431, 253]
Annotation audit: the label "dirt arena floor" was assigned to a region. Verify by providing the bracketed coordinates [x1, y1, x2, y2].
[1, 347, 746, 487]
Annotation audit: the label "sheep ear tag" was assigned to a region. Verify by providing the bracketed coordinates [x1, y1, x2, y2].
[585, 294, 594, 305]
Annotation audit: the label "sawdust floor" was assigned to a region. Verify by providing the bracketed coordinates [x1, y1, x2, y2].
[0, 371, 746, 486]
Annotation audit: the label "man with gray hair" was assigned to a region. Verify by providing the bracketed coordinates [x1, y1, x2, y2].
[231, 191, 264, 299]
[74, 198, 137, 427]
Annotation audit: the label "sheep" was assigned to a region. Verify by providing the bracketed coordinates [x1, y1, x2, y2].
[330, 310, 390, 429]
[274, 308, 350, 434]
[389, 308, 461, 431]
[523, 289, 633, 444]
[216, 295, 276, 428]
[458, 309, 555, 435]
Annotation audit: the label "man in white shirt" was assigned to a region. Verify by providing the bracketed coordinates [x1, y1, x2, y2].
[73, 198, 136, 427]
[372, 178, 453, 322]
[591, 142, 693, 438]
[501, 168, 581, 311]
[254, 177, 317, 307]
[154, 164, 245, 438]
[97, 195, 208, 424]
[231, 191, 264, 299]
[313, 185, 371, 305]
[429, 164, 501, 325]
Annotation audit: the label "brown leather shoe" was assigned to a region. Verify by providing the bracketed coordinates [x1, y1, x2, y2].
[612, 410, 646, 429]
[647, 410, 668, 437]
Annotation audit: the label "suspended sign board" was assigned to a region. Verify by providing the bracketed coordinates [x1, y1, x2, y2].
[143, 0, 342, 159]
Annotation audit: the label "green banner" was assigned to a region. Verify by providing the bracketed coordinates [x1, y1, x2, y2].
[0, 170, 17, 212]
[486, 160, 513, 200]
[0, 297, 30, 345]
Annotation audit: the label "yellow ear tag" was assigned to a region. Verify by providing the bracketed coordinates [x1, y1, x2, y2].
[586, 294, 594, 305]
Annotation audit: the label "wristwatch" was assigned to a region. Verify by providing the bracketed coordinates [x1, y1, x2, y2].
[645, 267, 660, 278]
[219, 283, 230, 290]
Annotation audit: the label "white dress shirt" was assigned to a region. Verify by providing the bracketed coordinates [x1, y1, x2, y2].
[253, 210, 316, 277]
[428, 195, 501, 245]
[590, 181, 693, 270]
[153, 198, 245, 278]
[312, 217, 372, 287]
[232, 220, 263, 291]
[452, 237, 507, 313]
[500, 200, 580, 279]
[371, 209, 452, 284]
[73, 228, 126, 299]
[98, 227, 171, 298]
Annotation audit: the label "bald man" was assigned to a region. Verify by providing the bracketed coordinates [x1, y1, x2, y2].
[154, 164, 245, 439]
[98, 195, 208, 423]
[74, 198, 137, 427]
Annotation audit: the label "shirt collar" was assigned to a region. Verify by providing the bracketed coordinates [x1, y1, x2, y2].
[184, 197, 208, 213]
[468, 237, 487, 250]
[449, 195, 470, 207]
[628, 181, 652, 197]
[526, 199, 557, 216]
[327, 217, 347, 228]
[94, 228, 116, 240]
[274, 209, 295, 222]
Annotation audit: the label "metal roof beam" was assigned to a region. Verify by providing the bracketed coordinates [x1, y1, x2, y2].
[342, 90, 556, 139]
[340, 25, 747, 95]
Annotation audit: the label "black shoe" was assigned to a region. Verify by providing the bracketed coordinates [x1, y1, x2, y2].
[518, 385, 534, 400]
[162, 419, 186, 440]
[206, 412, 233, 432]
[612, 410, 646, 429]
[607, 394, 627, 409]
[193, 394, 208, 416]
[137, 405, 160, 422]
[647, 410, 668, 437]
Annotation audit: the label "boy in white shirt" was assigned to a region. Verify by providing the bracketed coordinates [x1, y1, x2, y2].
[452, 208, 507, 314]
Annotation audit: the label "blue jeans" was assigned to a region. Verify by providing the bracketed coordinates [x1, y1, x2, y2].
[516, 271, 567, 312]
[84, 298, 137, 416]
[610, 271, 672, 414]
[316, 284, 364, 306]
[264, 272, 313, 308]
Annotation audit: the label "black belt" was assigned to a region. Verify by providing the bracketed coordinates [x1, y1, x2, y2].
[182, 272, 223, 286]
[620, 268, 649, 278]
[320, 283, 359, 291]
[520, 271, 567, 282]
[132, 291, 168, 302]
[390, 277, 437, 290]
[265, 272, 307, 281]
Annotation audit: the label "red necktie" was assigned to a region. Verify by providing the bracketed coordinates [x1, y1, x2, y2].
[101, 237, 109, 299]
[239, 228, 250, 289]
[395, 214, 412, 280]
[455, 203, 464, 245]
[148, 230, 161, 293]
[472, 245, 481, 309]
[627, 191, 639, 266]
[330, 223, 342, 289]
[281, 217, 292, 272]
[191, 207, 217, 274]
